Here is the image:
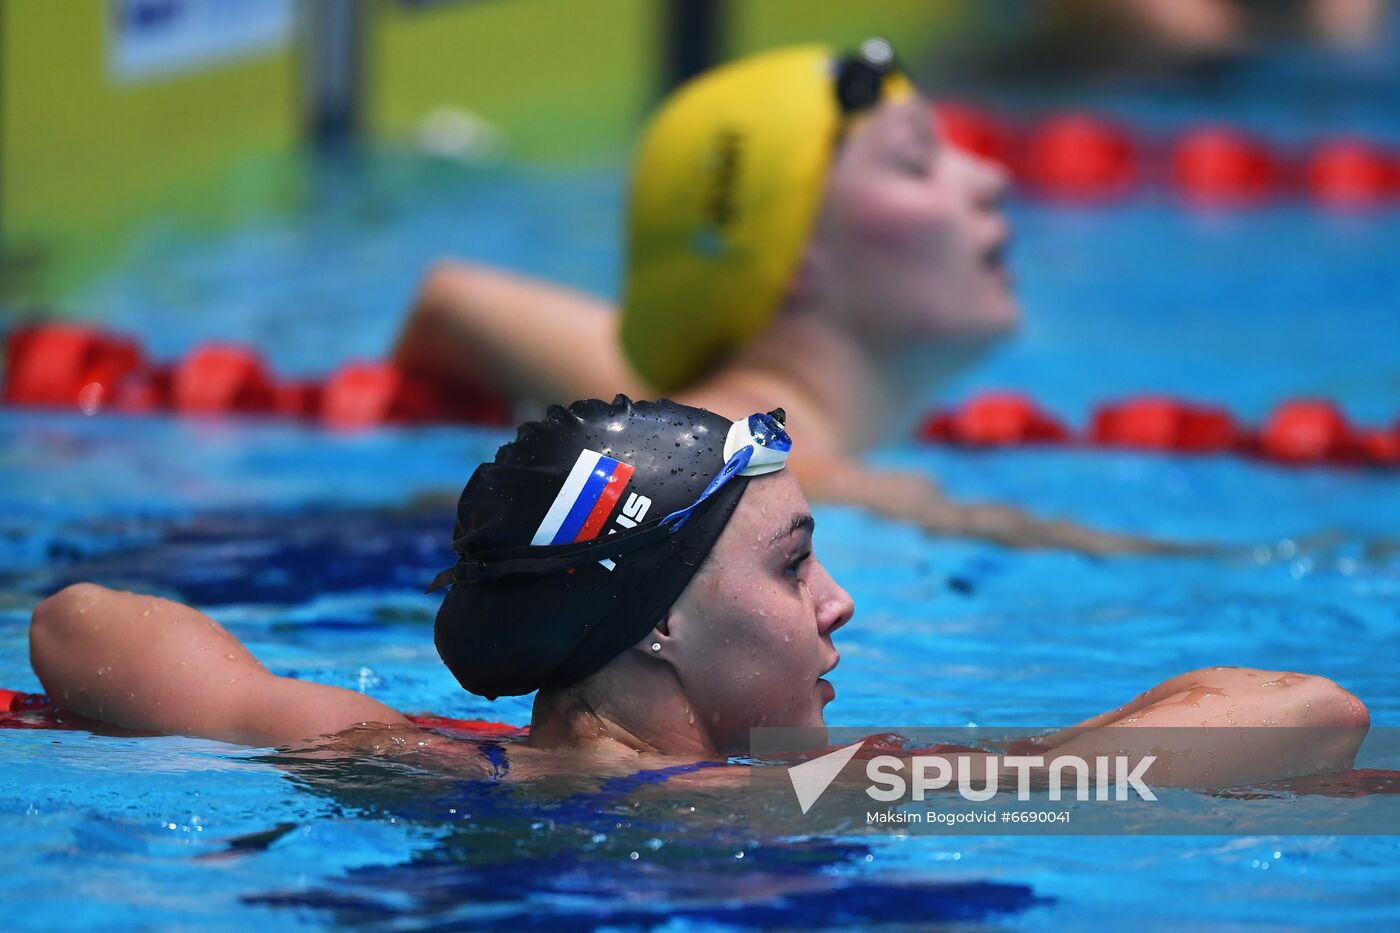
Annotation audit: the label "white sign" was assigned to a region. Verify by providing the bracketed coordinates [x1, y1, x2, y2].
[108, 0, 295, 83]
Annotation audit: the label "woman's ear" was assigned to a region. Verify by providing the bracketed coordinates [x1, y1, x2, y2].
[634, 608, 677, 660]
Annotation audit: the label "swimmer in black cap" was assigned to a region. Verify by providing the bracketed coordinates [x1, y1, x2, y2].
[27, 398, 1369, 785]
[429, 397, 793, 705]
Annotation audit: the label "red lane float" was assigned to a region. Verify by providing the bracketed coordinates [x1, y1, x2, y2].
[1256, 399, 1354, 463]
[322, 361, 437, 428]
[111, 364, 173, 413]
[1304, 141, 1398, 207]
[919, 391, 1398, 469]
[272, 380, 324, 419]
[1022, 113, 1138, 200]
[4, 325, 1397, 468]
[1, 323, 511, 429]
[1170, 127, 1280, 205]
[3, 324, 144, 411]
[1092, 397, 1237, 453]
[173, 344, 276, 415]
[933, 102, 1017, 170]
[932, 100, 1400, 209]
[1355, 429, 1400, 467]
[920, 391, 1067, 446]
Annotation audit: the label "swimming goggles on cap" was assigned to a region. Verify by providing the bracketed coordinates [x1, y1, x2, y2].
[654, 408, 791, 530]
[427, 410, 792, 590]
[834, 37, 898, 115]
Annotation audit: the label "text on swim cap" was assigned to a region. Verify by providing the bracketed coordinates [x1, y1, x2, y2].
[598, 493, 653, 572]
[703, 127, 745, 233]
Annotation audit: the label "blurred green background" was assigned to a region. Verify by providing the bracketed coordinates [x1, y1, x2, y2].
[0, 0, 961, 307]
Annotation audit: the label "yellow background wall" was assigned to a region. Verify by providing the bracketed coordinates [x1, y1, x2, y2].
[0, 0, 961, 305]
[727, 0, 961, 65]
[364, 0, 962, 160]
[366, 0, 663, 161]
[0, 2, 298, 301]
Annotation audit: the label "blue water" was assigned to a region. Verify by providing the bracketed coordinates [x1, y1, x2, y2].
[5, 77, 1400, 929]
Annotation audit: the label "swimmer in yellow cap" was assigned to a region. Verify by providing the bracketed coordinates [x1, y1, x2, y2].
[394, 40, 1162, 554]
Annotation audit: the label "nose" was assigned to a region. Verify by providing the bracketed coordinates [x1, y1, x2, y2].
[958, 148, 1010, 213]
[811, 559, 855, 637]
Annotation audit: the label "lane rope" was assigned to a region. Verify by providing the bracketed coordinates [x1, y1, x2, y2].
[4, 324, 1396, 469]
[933, 101, 1400, 207]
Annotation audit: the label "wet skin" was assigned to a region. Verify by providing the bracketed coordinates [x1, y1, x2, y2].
[28, 471, 1370, 790]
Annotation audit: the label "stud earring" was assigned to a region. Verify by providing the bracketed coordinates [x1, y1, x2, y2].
[650, 642, 662, 652]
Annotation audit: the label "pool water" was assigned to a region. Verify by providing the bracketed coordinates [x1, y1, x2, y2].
[4, 81, 1400, 929]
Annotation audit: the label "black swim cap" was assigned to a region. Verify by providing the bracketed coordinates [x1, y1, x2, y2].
[433, 396, 751, 699]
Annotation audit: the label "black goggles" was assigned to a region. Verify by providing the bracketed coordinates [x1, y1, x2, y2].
[834, 37, 899, 115]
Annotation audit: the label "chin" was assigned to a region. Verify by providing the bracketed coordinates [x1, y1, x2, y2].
[782, 700, 827, 731]
[958, 282, 1016, 333]
[913, 294, 1018, 343]
[995, 294, 1022, 332]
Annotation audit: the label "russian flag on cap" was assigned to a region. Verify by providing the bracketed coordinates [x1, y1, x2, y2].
[532, 449, 637, 549]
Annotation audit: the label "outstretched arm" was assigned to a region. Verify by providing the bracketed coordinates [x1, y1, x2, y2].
[673, 666, 1371, 793]
[393, 261, 648, 407]
[797, 453, 1192, 555]
[395, 272, 1180, 557]
[29, 583, 409, 747]
[1033, 666, 1370, 786]
[673, 377, 1191, 556]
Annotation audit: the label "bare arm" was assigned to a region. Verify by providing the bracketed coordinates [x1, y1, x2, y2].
[673, 666, 1370, 794]
[29, 583, 410, 747]
[815, 667, 1370, 793]
[794, 453, 1194, 556]
[394, 268, 1190, 556]
[867, 668, 1367, 792]
[676, 374, 1190, 556]
[393, 260, 648, 407]
[1032, 666, 1370, 786]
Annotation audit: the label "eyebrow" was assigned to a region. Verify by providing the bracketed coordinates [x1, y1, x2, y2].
[770, 513, 815, 546]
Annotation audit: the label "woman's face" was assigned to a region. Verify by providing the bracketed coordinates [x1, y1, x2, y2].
[802, 97, 1018, 349]
[662, 471, 854, 751]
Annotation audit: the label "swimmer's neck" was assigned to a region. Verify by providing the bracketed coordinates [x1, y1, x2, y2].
[528, 682, 720, 760]
[722, 309, 992, 449]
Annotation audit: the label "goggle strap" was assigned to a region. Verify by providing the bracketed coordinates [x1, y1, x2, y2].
[655, 444, 754, 531]
[427, 510, 688, 592]
[428, 414, 784, 593]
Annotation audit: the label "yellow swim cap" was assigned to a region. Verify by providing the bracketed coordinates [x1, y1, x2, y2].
[619, 42, 915, 391]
